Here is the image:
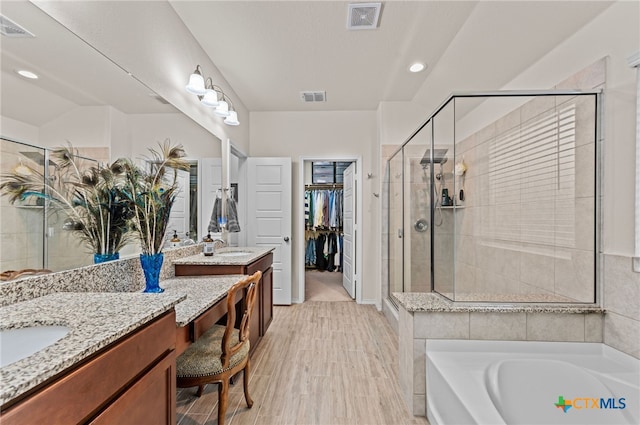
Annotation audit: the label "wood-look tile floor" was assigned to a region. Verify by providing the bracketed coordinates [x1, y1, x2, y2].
[176, 301, 429, 425]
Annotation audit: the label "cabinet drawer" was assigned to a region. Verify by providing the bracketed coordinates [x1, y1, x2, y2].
[1, 311, 176, 425]
[90, 352, 176, 425]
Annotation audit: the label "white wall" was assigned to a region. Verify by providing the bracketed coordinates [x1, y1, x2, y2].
[127, 113, 221, 160]
[39, 106, 111, 149]
[250, 110, 379, 304]
[0, 116, 39, 144]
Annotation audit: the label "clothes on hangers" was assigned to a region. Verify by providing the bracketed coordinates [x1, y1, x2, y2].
[306, 188, 343, 229]
[305, 229, 343, 272]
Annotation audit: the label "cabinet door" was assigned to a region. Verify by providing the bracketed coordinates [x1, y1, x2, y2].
[90, 353, 176, 425]
[261, 267, 273, 335]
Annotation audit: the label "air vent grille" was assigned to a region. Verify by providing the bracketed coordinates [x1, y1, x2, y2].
[347, 3, 381, 30]
[0, 15, 34, 38]
[300, 91, 326, 103]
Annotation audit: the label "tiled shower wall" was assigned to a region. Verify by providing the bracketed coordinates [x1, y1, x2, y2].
[439, 61, 605, 303]
[0, 141, 45, 272]
[603, 254, 640, 358]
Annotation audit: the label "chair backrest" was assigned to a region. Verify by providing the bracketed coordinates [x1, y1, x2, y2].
[221, 271, 261, 368]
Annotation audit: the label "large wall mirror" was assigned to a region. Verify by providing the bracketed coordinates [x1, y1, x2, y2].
[0, 1, 222, 277]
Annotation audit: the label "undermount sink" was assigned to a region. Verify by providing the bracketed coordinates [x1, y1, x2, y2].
[216, 251, 252, 257]
[0, 325, 70, 368]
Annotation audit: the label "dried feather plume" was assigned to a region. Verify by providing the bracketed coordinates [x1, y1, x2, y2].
[0, 144, 133, 256]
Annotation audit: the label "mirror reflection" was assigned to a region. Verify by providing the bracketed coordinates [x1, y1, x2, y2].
[0, 1, 221, 277]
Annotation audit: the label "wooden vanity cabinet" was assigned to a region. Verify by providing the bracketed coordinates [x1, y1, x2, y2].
[1, 311, 177, 425]
[174, 252, 273, 355]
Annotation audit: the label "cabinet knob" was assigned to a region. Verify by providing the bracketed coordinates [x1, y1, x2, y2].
[284, 236, 290, 242]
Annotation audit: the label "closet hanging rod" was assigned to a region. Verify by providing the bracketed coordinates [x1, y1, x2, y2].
[305, 183, 343, 189]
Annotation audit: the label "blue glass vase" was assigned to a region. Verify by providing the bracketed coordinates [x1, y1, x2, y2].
[140, 253, 164, 293]
[94, 252, 119, 264]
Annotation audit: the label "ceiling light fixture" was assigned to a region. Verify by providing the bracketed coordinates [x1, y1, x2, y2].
[185, 64, 239, 126]
[16, 69, 38, 79]
[409, 63, 426, 73]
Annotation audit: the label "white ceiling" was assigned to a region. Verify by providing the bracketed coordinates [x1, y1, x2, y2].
[0, 0, 616, 128]
[170, 0, 613, 112]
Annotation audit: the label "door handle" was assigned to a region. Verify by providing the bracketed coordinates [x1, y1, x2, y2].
[284, 236, 290, 242]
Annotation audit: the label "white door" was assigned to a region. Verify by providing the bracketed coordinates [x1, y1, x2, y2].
[167, 169, 190, 245]
[200, 158, 222, 241]
[247, 157, 292, 305]
[342, 163, 356, 299]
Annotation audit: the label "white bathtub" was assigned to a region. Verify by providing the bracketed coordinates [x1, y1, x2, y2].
[426, 340, 639, 425]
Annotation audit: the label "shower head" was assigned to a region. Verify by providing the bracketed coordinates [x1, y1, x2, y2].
[420, 148, 448, 168]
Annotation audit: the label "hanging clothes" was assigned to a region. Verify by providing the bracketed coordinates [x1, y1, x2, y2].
[326, 232, 338, 272]
[304, 190, 311, 228]
[315, 234, 327, 270]
[305, 237, 316, 266]
[306, 188, 344, 230]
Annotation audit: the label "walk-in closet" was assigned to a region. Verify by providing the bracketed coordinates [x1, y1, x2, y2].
[303, 160, 355, 302]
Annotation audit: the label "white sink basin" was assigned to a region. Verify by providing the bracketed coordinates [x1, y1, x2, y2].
[216, 251, 252, 257]
[0, 325, 70, 367]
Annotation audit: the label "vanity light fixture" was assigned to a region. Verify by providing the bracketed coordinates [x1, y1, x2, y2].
[185, 65, 206, 95]
[201, 79, 221, 107]
[16, 69, 38, 79]
[214, 99, 230, 117]
[224, 110, 240, 126]
[185, 64, 239, 126]
[409, 62, 426, 73]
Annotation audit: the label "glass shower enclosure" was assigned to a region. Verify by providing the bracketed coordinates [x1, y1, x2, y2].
[0, 138, 98, 274]
[387, 91, 600, 304]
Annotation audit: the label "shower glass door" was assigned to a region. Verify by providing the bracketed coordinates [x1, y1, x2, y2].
[388, 149, 404, 295]
[405, 122, 432, 292]
[432, 101, 456, 297]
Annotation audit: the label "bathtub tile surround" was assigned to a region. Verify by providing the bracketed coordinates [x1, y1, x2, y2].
[603, 254, 640, 359]
[469, 312, 527, 340]
[526, 313, 588, 342]
[394, 292, 604, 416]
[0, 244, 203, 306]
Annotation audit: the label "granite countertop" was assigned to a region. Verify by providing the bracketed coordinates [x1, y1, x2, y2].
[392, 292, 604, 314]
[160, 275, 247, 326]
[0, 291, 185, 407]
[173, 246, 274, 266]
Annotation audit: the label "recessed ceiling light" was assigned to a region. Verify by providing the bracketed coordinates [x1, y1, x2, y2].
[409, 63, 426, 73]
[16, 69, 38, 79]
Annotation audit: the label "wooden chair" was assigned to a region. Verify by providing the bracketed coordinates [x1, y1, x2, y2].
[176, 271, 261, 425]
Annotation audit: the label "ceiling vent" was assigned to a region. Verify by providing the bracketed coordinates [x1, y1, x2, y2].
[347, 3, 382, 30]
[300, 91, 326, 103]
[0, 15, 34, 38]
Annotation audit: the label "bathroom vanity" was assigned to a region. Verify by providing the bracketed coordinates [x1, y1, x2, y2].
[0, 293, 185, 424]
[173, 247, 274, 355]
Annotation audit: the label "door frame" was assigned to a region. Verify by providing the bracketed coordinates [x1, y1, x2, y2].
[297, 156, 363, 304]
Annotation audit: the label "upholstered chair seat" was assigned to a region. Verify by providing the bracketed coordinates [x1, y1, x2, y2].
[177, 326, 249, 378]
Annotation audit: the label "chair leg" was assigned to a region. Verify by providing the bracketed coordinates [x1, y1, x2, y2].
[218, 379, 230, 425]
[243, 360, 254, 408]
[196, 385, 204, 397]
